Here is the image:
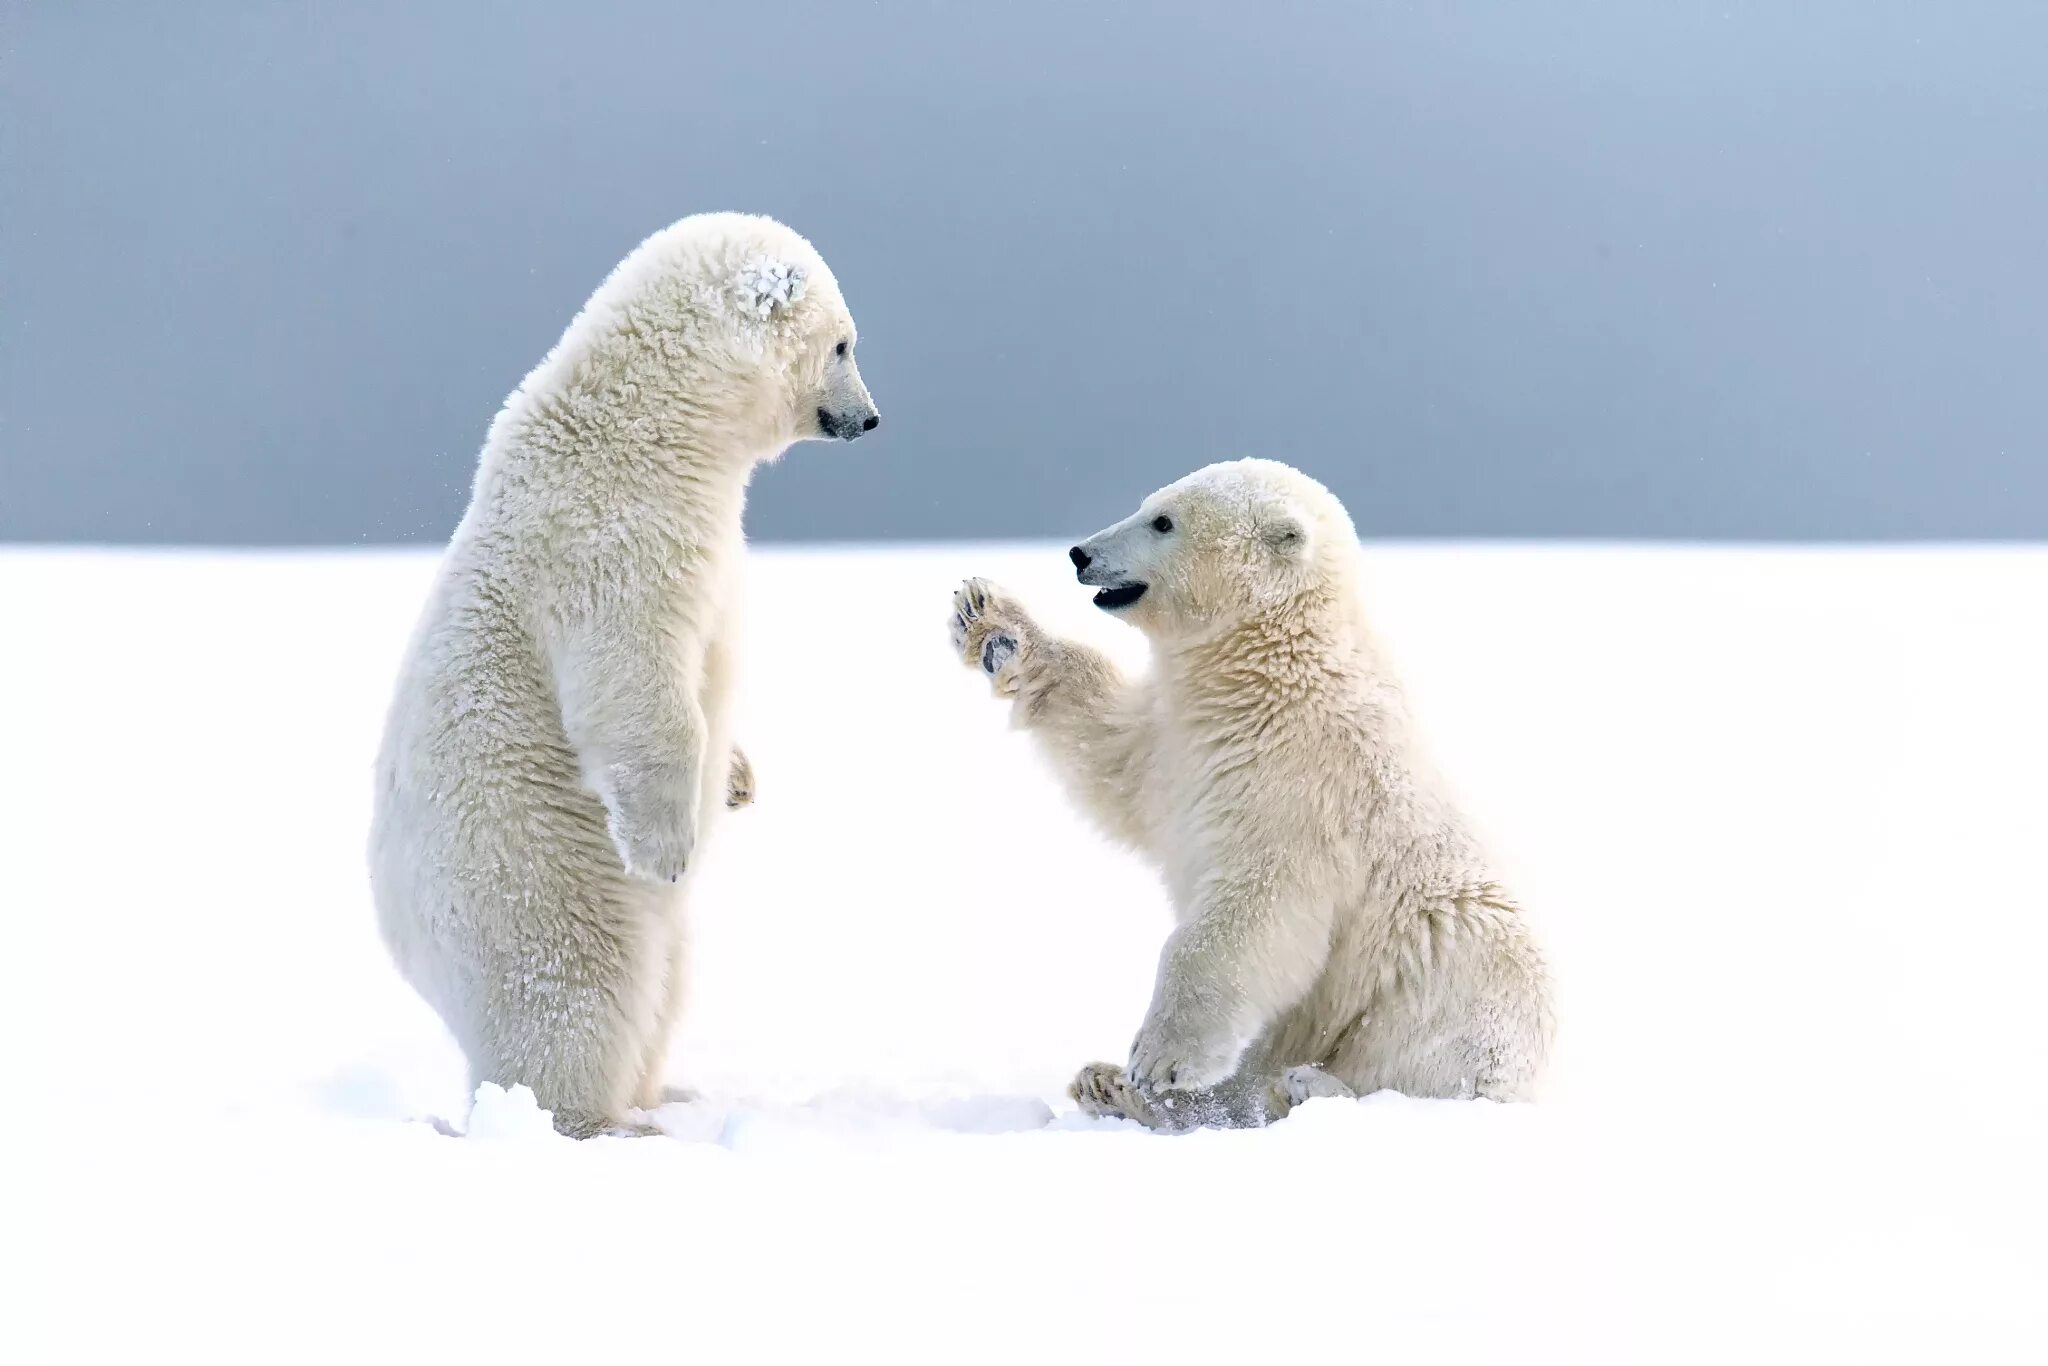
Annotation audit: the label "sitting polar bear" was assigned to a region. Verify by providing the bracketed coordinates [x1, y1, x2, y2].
[949, 458, 1553, 1130]
[371, 212, 879, 1138]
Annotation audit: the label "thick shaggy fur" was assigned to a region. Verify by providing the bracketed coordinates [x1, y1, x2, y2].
[950, 459, 1552, 1130]
[371, 213, 877, 1138]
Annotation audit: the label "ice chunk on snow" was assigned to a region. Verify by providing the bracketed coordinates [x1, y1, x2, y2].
[464, 1082, 559, 1142]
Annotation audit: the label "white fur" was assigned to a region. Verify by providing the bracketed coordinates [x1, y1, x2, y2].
[370, 212, 877, 1138]
[950, 458, 1553, 1130]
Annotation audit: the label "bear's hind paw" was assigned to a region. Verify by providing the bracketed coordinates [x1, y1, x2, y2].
[1281, 1064, 1357, 1107]
[1069, 1061, 1140, 1120]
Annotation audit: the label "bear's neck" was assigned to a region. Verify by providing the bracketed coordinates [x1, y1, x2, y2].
[1158, 588, 1377, 711]
[482, 404, 766, 550]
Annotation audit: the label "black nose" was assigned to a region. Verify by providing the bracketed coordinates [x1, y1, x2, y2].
[862, 414, 879, 432]
[1069, 546, 1091, 571]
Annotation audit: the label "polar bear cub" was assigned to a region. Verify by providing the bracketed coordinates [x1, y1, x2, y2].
[949, 458, 1552, 1129]
[371, 213, 878, 1138]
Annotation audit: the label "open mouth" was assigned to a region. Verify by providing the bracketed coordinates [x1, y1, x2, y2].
[1092, 582, 1148, 610]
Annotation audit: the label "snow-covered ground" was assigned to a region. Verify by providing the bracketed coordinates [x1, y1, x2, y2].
[10, 543, 2045, 1362]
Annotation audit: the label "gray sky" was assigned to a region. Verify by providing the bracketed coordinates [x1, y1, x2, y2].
[4, 1, 2044, 544]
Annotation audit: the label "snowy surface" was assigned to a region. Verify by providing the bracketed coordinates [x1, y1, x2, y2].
[10, 542, 2046, 1362]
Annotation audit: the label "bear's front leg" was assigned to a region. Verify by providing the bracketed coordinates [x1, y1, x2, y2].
[1125, 879, 1334, 1093]
[946, 575, 1161, 856]
[550, 603, 709, 885]
[1126, 976, 1249, 1094]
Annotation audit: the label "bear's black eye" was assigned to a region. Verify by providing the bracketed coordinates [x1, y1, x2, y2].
[1151, 515, 1174, 534]
[835, 340, 849, 358]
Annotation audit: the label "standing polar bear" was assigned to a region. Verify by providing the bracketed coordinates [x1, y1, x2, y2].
[950, 459, 1552, 1130]
[371, 213, 879, 1138]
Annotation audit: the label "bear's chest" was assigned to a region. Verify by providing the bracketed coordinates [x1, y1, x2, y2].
[1148, 725, 1312, 909]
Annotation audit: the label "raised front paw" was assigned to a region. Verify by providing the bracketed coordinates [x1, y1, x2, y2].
[1127, 1011, 1243, 1093]
[602, 758, 700, 883]
[948, 577, 1032, 695]
[725, 745, 755, 810]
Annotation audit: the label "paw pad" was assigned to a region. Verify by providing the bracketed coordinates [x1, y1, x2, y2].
[980, 632, 1017, 677]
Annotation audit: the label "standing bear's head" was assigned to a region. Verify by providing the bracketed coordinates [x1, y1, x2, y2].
[1066, 459, 1359, 640]
[526, 211, 880, 463]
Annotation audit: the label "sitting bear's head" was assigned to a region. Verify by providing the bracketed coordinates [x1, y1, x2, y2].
[574, 212, 880, 456]
[1066, 459, 1356, 639]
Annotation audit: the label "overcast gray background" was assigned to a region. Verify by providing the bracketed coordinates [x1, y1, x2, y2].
[4, 1, 2044, 544]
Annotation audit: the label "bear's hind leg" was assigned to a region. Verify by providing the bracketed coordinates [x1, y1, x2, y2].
[633, 921, 692, 1111]
[462, 918, 671, 1140]
[459, 1061, 661, 1139]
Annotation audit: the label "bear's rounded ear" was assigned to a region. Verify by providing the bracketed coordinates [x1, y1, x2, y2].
[1259, 505, 1311, 560]
[736, 257, 809, 319]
